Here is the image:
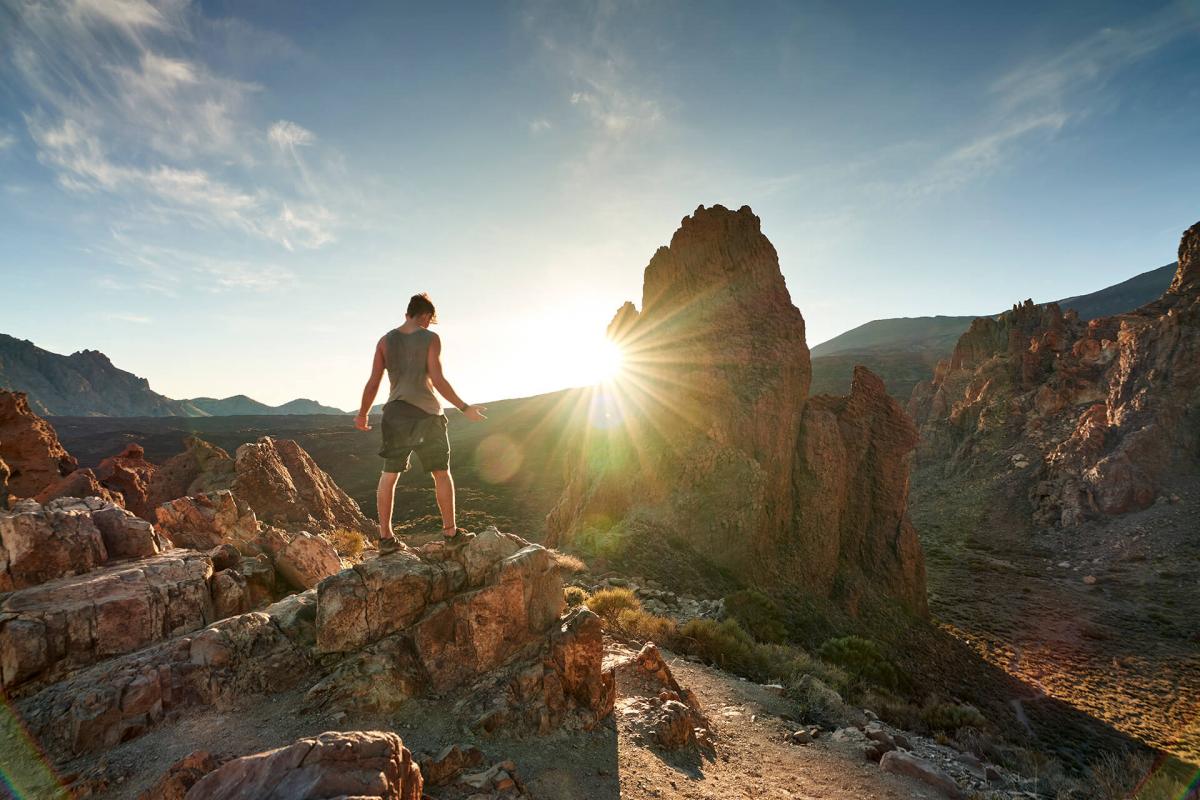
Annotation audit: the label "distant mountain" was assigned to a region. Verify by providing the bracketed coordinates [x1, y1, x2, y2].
[809, 262, 1177, 397]
[185, 395, 345, 416]
[0, 334, 345, 417]
[0, 334, 203, 417]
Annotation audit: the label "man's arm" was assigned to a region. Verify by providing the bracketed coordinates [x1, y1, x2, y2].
[427, 333, 486, 421]
[354, 338, 387, 431]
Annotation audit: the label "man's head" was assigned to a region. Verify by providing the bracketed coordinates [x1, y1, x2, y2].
[406, 293, 437, 327]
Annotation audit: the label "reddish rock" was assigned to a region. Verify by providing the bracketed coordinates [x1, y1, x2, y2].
[275, 531, 342, 590]
[155, 491, 258, 551]
[0, 499, 108, 590]
[34, 468, 124, 508]
[418, 744, 485, 787]
[138, 751, 229, 800]
[182, 731, 422, 800]
[0, 455, 9, 509]
[0, 549, 214, 690]
[232, 436, 373, 534]
[146, 437, 237, 511]
[0, 391, 76, 500]
[880, 750, 964, 799]
[911, 220, 1200, 529]
[95, 443, 156, 519]
[211, 569, 250, 619]
[546, 205, 926, 615]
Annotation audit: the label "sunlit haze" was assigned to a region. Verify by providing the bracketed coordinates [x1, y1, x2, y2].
[2, 2, 1198, 408]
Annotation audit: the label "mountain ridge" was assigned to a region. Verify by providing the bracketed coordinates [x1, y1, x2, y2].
[0, 334, 345, 417]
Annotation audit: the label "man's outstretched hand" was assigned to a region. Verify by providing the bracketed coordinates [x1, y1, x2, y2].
[464, 405, 487, 422]
[354, 413, 371, 431]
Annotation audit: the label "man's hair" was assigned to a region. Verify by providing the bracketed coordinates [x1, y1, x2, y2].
[406, 293, 437, 322]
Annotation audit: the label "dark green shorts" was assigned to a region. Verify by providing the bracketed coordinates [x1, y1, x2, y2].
[379, 400, 450, 473]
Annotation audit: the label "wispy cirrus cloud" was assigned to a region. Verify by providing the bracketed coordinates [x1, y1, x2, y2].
[3, 0, 340, 256]
[916, 4, 1200, 195]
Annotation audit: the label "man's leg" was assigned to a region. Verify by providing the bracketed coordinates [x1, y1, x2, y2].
[376, 471, 401, 541]
[431, 469, 456, 533]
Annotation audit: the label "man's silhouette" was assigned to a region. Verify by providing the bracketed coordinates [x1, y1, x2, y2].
[355, 293, 486, 552]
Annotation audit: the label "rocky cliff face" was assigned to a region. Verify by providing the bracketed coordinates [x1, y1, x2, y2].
[547, 205, 926, 615]
[0, 390, 77, 499]
[909, 220, 1200, 528]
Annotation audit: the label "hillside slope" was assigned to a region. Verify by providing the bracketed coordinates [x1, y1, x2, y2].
[809, 263, 1176, 397]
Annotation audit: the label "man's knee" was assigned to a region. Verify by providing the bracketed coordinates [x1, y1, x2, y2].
[431, 469, 451, 480]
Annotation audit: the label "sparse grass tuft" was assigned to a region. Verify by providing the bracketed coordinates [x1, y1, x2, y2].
[551, 551, 587, 573]
[586, 587, 640, 624]
[919, 699, 988, 734]
[615, 608, 678, 643]
[329, 528, 366, 558]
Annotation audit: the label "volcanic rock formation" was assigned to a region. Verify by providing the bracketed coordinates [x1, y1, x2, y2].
[909, 220, 1200, 527]
[546, 205, 927, 615]
[0, 390, 76, 500]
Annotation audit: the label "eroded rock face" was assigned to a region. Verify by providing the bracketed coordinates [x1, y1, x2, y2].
[275, 531, 342, 590]
[232, 436, 373, 535]
[155, 491, 258, 551]
[546, 205, 926, 615]
[182, 731, 423, 800]
[0, 550, 214, 690]
[0, 391, 76, 500]
[95, 443, 157, 520]
[910, 220, 1200, 528]
[34, 468, 124, 508]
[18, 592, 315, 754]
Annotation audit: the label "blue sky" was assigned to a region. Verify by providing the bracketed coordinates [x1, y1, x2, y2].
[1, 0, 1198, 408]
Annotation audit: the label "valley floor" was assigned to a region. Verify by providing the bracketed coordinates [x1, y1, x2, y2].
[913, 465, 1200, 768]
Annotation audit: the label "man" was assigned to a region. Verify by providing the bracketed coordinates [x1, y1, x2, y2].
[355, 293, 486, 553]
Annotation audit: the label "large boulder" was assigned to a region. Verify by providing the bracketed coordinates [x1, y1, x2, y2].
[0, 390, 76, 500]
[0, 455, 9, 510]
[95, 443, 157, 520]
[34, 468, 124, 508]
[275, 532, 342, 590]
[231, 436, 373, 534]
[182, 731, 422, 800]
[546, 205, 927, 615]
[155, 491, 258, 551]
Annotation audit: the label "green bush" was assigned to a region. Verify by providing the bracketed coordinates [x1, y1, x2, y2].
[615, 608, 677, 644]
[919, 700, 988, 734]
[676, 618, 761, 675]
[586, 587, 640, 623]
[817, 636, 900, 692]
[563, 586, 589, 607]
[724, 589, 788, 643]
[787, 673, 847, 727]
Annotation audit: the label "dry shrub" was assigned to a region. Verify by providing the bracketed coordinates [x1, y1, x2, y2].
[551, 551, 587, 573]
[616, 608, 677, 643]
[330, 528, 366, 558]
[564, 586, 590, 607]
[586, 587, 640, 623]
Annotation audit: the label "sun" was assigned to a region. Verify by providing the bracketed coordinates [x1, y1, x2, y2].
[593, 338, 626, 383]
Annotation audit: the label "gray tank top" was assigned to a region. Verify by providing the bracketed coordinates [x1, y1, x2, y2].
[383, 328, 443, 416]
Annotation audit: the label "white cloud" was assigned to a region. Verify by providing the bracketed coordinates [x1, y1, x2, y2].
[5, 0, 339, 256]
[104, 312, 152, 324]
[0, 132, 16, 151]
[101, 231, 297, 293]
[269, 120, 316, 150]
[529, 118, 552, 134]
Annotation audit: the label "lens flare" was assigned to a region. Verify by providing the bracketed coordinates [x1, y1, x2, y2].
[594, 338, 625, 382]
[474, 433, 524, 484]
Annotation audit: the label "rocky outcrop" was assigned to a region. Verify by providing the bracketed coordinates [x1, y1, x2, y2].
[0, 390, 76, 499]
[182, 731, 423, 800]
[546, 205, 926, 615]
[0, 455, 9, 509]
[0, 497, 162, 591]
[0, 550, 215, 690]
[614, 642, 713, 752]
[231, 436, 373, 534]
[18, 591, 316, 754]
[910, 220, 1200, 528]
[139, 751, 230, 800]
[155, 490, 259, 551]
[34, 468, 124, 508]
[95, 443, 157, 519]
[274, 531, 342, 590]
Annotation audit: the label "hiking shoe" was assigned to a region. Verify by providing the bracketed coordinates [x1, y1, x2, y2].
[379, 537, 401, 555]
[442, 527, 475, 547]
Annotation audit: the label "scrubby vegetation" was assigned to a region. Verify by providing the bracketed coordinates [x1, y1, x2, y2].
[563, 586, 589, 607]
[584, 587, 640, 623]
[329, 528, 365, 558]
[615, 608, 677, 643]
[724, 589, 787, 643]
[817, 635, 901, 692]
